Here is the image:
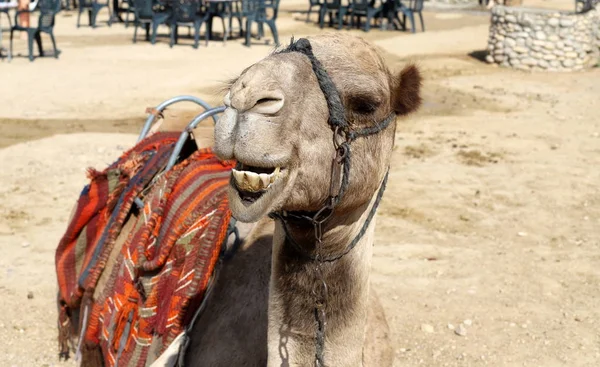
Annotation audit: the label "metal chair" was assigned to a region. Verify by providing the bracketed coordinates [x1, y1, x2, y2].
[10, 0, 60, 61]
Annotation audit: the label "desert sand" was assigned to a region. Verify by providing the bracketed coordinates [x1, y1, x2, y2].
[0, 0, 599, 366]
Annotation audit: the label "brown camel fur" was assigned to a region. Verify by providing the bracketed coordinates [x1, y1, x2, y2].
[185, 34, 422, 366]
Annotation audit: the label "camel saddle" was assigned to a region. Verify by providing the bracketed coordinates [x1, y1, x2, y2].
[55, 131, 235, 367]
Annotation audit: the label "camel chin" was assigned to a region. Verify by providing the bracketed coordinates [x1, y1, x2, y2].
[227, 163, 291, 223]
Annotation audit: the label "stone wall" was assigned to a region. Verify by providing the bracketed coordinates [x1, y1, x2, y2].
[486, 6, 600, 71]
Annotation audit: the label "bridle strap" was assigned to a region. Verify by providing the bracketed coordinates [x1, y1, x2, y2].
[270, 37, 395, 259]
[269, 169, 389, 262]
[277, 38, 348, 132]
[269, 37, 395, 367]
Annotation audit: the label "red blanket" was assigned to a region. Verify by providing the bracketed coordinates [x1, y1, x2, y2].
[55, 133, 234, 366]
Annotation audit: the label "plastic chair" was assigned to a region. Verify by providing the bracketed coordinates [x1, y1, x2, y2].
[226, 0, 267, 46]
[0, 0, 16, 60]
[205, 1, 231, 42]
[306, 0, 322, 23]
[61, 0, 76, 10]
[77, 0, 112, 28]
[10, 0, 60, 61]
[170, 0, 209, 48]
[113, 0, 137, 27]
[319, 0, 347, 30]
[131, 0, 171, 44]
[396, 0, 424, 33]
[1, 0, 14, 32]
[347, 0, 380, 32]
[246, 0, 279, 46]
[227, 0, 254, 39]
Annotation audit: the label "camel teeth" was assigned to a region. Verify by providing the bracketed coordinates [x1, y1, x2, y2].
[271, 167, 280, 183]
[259, 173, 270, 189]
[232, 169, 244, 186]
[245, 171, 261, 191]
[233, 167, 282, 191]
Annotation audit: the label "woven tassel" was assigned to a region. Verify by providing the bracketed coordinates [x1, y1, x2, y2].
[86, 167, 103, 180]
[58, 304, 71, 360]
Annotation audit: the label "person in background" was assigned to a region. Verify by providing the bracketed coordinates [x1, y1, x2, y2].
[18, 0, 30, 38]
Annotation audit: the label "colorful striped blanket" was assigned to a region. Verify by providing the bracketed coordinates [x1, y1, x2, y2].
[55, 132, 235, 366]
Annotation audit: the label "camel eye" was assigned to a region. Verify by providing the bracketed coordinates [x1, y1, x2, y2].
[348, 94, 380, 115]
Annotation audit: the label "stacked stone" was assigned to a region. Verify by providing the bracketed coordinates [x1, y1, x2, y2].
[486, 6, 600, 72]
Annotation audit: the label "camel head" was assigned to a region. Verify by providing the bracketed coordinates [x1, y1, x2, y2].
[215, 34, 422, 223]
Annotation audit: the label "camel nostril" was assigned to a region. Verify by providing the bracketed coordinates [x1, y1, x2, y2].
[251, 94, 284, 115]
[256, 98, 280, 105]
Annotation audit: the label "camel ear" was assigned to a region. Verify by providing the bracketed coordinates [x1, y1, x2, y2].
[392, 64, 422, 116]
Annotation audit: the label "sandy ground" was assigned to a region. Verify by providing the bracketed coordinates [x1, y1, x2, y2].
[1, 0, 599, 366]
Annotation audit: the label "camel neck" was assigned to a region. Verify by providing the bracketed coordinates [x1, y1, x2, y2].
[266, 195, 378, 366]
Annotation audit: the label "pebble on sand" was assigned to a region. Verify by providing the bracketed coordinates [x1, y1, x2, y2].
[455, 324, 468, 337]
[421, 324, 435, 333]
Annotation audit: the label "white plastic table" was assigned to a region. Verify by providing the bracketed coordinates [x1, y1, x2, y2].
[0, 1, 18, 60]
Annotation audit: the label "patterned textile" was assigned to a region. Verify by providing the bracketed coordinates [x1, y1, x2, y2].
[55, 133, 234, 367]
[56, 132, 181, 358]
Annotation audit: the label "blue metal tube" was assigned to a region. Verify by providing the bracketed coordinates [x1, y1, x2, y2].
[165, 106, 227, 172]
[137, 95, 217, 142]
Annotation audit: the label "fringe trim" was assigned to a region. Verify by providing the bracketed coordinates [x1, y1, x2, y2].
[58, 305, 72, 360]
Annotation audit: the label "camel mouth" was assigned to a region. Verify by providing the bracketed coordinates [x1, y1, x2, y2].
[231, 163, 286, 206]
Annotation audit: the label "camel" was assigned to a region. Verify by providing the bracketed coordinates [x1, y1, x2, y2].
[181, 34, 422, 366]
[71, 33, 421, 367]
